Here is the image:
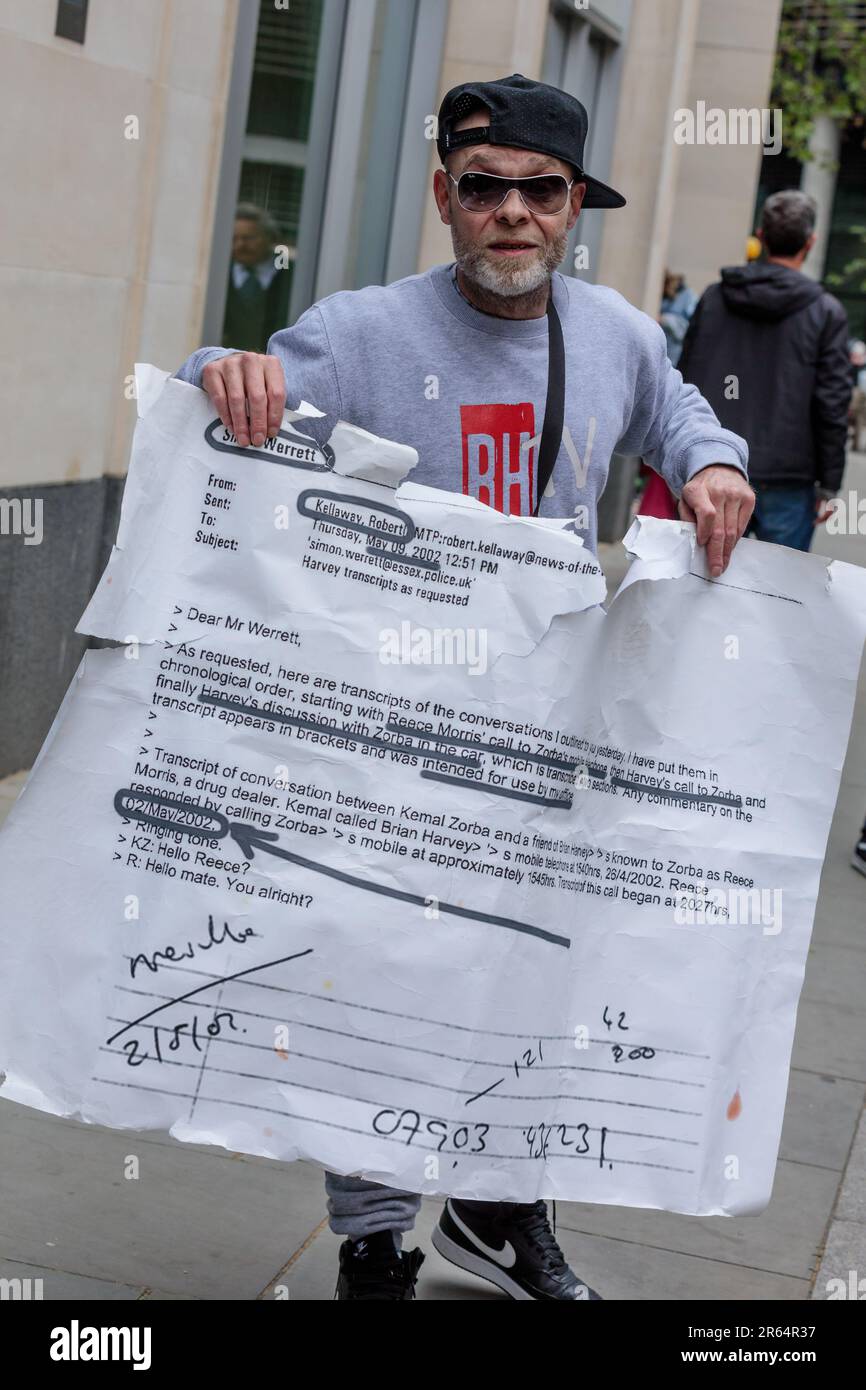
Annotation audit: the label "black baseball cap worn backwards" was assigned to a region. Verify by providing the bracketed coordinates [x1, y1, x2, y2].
[437, 72, 626, 210]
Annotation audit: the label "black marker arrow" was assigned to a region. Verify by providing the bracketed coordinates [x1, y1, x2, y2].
[110, 787, 570, 951]
[228, 823, 569, 949]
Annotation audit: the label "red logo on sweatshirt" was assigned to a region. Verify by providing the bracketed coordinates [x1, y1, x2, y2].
[460, 403, 536, 515]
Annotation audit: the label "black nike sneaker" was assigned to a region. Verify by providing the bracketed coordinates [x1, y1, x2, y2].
[334, 1230, 425, 1300]
[432, 1198, 602, 1301]
[852, 830, 866, 878]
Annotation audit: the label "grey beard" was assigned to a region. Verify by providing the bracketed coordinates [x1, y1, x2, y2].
[452, 226, 569, 299]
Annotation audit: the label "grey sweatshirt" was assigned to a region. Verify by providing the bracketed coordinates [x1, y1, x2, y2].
[175, 263, 748, 553]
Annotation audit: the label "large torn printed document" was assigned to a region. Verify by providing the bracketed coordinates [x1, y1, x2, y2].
[1, 368, 864, 1216]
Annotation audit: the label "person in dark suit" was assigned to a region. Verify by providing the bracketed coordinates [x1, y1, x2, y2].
[222, 203, 293, 353]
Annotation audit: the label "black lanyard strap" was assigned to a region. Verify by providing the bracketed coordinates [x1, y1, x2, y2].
[533, 292, 565, 516]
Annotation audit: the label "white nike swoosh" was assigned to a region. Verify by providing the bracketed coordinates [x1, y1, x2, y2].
[447, 1201, 517, 1268]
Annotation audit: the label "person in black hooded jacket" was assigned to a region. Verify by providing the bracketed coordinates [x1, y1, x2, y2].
[679, 189, 851, 551]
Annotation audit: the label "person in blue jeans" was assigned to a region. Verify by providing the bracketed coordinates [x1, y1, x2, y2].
[748, 482, 835, 553]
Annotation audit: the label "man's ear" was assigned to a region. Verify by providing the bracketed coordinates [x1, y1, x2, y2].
[567, 182, 587, 230]
[433, 167, 452, 225]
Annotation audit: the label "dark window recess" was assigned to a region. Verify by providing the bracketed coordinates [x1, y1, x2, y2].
[246, 0, 324, 142]
[55, 0, 88, 44]
[755, 150, 803, 222]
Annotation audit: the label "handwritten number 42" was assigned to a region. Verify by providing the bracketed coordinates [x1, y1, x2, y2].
[602, 1005, 628, 1033]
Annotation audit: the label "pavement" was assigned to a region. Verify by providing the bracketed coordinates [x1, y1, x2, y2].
[0, 457, 864, 1301]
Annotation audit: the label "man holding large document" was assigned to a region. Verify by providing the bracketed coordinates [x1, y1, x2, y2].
[174, 74, 754, 1300]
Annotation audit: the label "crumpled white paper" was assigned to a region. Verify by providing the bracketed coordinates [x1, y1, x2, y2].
[1, 370, 864, 1217]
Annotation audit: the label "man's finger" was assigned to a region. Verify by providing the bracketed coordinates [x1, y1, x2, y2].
[680, 487, 722, 571]
[706, 525, 725, 576]
[243, 356, 269, 446]
[719, 486, 755, 570]
[264, 356, 286, 437]
[203, 364, 230, 433]
[222, 356, 250, 446]
[736, 494, 754, 539]
[689, 485, 718, 549]
[692, 489, 725, 575]
[713, 494, 731, 573]
[720, 495, 741, 572]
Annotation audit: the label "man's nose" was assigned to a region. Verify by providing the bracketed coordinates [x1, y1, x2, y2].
[495, 187, 530, 223]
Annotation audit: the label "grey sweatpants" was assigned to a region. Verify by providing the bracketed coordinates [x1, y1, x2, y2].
[324, 1170, 421, 1242]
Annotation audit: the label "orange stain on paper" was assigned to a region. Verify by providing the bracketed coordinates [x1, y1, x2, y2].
[726, 1088, 742, 1120]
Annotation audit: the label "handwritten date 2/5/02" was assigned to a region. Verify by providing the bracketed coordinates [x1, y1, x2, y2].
[120, 1007, 244, 1066]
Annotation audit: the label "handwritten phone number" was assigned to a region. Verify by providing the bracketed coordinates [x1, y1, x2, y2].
[371, 1108, 611, 1167]
[373, 1108, 489, 1151]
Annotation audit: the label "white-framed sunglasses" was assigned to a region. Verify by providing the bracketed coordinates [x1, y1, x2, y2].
[450, 170, 577, 215]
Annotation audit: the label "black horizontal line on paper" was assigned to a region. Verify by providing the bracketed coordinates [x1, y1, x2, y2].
[97, 1046, 702, 1119]
[90, 1075, 696, 1172]
[108, 1006, 707, 1090]
[112, 966, 711, 1059]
